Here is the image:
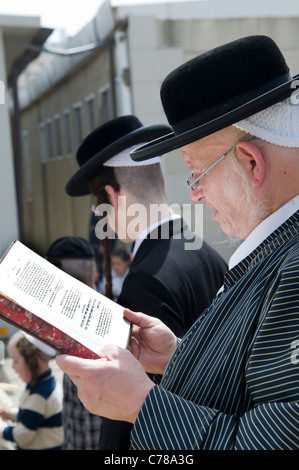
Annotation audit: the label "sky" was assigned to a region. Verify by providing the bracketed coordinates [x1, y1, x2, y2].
[0, 0, 199, 38]
[0, 0, 107, 36]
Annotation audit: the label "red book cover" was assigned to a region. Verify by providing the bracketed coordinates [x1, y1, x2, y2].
[0, 294, 99, 359]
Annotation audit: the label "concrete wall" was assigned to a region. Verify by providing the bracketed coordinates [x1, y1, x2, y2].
[19, 48, 114, 255]
[0, 29, 19, 257]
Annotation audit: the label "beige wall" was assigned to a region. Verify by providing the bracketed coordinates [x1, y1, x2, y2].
[0, 29, 19, 257]
[20, 49, 114, 255]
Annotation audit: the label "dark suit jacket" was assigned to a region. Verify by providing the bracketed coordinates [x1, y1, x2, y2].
[99, 217, 227, 449]
[119, 217, 227, 336]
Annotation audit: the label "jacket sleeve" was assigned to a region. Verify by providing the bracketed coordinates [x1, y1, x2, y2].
[131, 388, 298, 450]
[130, 253, 299, 450]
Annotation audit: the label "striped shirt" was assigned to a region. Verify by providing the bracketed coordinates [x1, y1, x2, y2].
[131, 211, 299, 450]
[3, 369, 63, 450]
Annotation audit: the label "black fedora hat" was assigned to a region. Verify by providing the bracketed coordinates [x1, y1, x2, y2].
[131, 35, 299, 162]
[66, 115, 171, 196]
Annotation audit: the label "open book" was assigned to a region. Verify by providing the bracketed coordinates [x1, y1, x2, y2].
[0, 241, 131, 359]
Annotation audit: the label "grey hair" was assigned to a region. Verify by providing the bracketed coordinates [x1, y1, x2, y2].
[228, 129, 271, 230]
[229, 130, 257, 204]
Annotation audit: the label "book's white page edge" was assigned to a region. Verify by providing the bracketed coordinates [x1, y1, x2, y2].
[0, 241, 130, 353]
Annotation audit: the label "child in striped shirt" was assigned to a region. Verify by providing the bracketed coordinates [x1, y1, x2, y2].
[0, 332, 63, 450]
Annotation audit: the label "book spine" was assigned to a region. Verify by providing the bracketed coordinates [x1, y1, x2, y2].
[0, 294, 99, 360]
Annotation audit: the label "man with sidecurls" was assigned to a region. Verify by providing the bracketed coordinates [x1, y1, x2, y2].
[64, 115, 227, 449]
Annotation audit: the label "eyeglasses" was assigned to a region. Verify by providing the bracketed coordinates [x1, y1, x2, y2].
[186, 146, 234, 190]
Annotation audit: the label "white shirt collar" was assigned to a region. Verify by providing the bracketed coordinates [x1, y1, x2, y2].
[132, 214, 181, 257]
[229, 195, 299, 270]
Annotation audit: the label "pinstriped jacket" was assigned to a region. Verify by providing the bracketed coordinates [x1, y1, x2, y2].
[131, 211, 299, 450]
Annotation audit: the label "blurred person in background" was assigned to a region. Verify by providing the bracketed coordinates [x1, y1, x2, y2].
[97, 249, 131, 301]
[0, 332, 63, 450]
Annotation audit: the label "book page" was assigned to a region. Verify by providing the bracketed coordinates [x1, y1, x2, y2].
[0, 241, 130, 353]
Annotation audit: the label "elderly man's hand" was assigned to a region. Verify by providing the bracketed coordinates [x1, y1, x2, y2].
[56, 308, 177, 422]
[56, 345, 154, 423]
[124, 308, 177, 374]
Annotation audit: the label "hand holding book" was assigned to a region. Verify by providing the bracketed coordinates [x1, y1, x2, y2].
[56, 308, 177, 422]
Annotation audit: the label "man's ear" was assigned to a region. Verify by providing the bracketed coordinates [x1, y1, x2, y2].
[235, 140, 266, 187]
[104, 185, 119, 209]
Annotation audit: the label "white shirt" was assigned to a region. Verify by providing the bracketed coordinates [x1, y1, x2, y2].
[229, 194, 299, 270]
[132, 214, 181, 258]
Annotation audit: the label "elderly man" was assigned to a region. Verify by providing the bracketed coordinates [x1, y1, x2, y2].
[57, 36, 299, 450]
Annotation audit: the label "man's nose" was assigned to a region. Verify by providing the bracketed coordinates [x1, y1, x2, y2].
[189, 182, 204, 202]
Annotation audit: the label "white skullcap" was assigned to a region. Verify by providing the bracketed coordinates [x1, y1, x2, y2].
[103, 144, 160, 167]
[233, 97, 299, 147]
[23, 333, 56, 357]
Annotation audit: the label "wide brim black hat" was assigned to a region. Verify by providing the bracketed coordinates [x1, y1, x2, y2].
[66, 115, 171, 196]
[131, 35, 299, 162]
